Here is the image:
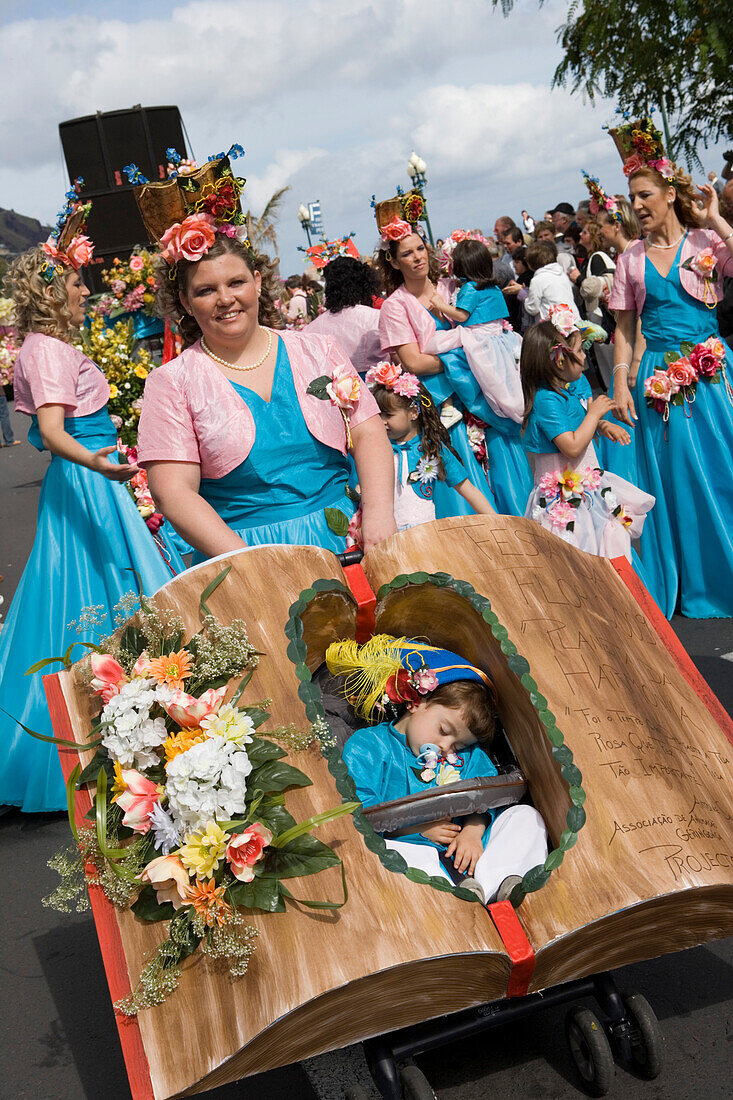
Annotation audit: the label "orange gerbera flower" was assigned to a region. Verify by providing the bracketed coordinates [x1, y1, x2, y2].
[164, 727, 207, 765]
[186, 879, 233, 927]
[146, 649, 194, 689]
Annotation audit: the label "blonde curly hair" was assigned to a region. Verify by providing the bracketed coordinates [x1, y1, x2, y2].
[628, 164, 704, 230]
[154, 236, 283, 348]
[4, 246, 76, 342]
[595, 197, 641, 241]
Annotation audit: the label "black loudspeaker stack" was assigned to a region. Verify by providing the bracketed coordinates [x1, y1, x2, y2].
[58, 105, 188, 293]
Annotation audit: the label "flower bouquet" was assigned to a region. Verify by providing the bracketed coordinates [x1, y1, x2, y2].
[644, 337, 729, 420]
[78, 316, 154, 445]
[0, 331, 20, 388]
[95, 249, 160, 319]
[40, 569, 357, 1015]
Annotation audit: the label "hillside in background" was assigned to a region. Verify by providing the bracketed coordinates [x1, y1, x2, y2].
[0, 208, 51, 252]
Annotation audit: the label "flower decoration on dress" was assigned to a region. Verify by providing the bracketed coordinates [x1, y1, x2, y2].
[607, 116, 676, 182]
[464, 412, 488, 464]
[409, 454, 440, 485]
[536, 464, 614, 536]
[40, 178, 94, 282]
[581, 171, 622, 224]
[306, 364, 361, 449]
[40, 572, 358, 1015]
[681, 249, 719, 309]
[644, 337, 730, 420]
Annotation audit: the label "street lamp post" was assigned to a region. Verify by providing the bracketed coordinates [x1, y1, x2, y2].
[407, 151, 434, 247]
[297, 203, 312, 247]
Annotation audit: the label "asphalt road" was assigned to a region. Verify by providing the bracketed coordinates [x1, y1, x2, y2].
[1, 401, 732, 1100]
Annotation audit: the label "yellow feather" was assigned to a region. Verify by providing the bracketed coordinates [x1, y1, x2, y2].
[325, 635, 410, 720]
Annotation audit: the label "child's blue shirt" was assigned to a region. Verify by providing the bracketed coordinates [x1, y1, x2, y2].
[456, 282, 509, 325]
[522, 375, 592, 454]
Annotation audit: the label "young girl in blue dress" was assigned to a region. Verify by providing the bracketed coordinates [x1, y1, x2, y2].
[427, 238, 533, 516]
[520, 319, 654, 559]
[367, 361, 496, 529]
[326, 635, 548, 903]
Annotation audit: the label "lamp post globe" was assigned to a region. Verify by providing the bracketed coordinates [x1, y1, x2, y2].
[405, 151, 433, 246]
[297, 203, 312, 246]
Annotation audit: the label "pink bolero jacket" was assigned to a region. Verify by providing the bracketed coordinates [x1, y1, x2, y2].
[136, 330, 379, 479]
[13, 332, 110, 417]
[609, 228, 733, 314]
[378, 282, 455, 355]
[304, 305, 382, 375]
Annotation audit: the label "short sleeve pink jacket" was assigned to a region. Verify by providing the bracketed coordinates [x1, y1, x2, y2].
[13, 332, 110, 417]
[136, 329, 380, 479]
[304, 305, 382, 374]
[378, 282, 455, 354]
[609, 228, 733, 314]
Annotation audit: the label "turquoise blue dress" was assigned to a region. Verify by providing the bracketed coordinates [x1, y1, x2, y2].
[391, 432, 496, 527]
[431, 293, 533, 516]
[196, 341, 356, 562]
[342, 720, 498, 849]
[0, 407, 183, 812]
[612, 245, 733, 618]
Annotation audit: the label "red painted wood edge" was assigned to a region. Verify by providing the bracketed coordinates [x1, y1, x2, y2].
[342, 563, 376, 642]
[487, 899, 535, 998]
[611, 557, 733, 747]
[44, 673, 156, 1100]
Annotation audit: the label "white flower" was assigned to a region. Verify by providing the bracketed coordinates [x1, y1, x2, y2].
[101, 680, 167, 769]
[165, 734, 253, 834]
[148, 802, 182, 855]
[154, 683, 177, 706]
[414, 455, 439, 483]
[531, 504, 544, 521]
[602, 489, 618, 512]
[200, 703, 255, 744]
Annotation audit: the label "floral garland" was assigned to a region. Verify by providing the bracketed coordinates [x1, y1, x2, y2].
[375, 660, 439, 721]
[464, 412, 488, 465]
[609, 116, 675, 181]
[644, 336, 730, 420]
[94, 249, 159, 318]
[581, 171, 621, 224]
[532, 465, 632, 538]
[117, 442, 164, 533]
[41, 571, 357, 1014]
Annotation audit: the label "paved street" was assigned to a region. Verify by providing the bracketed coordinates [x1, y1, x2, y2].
[1, 400, 732, 1100]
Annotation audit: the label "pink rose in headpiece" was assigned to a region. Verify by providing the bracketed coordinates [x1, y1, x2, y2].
[648, 157, 674, 180]
[64, 235, 94, 269]
[547, 304, 577, 337]
[365, 360, 402, 388]
[392, 372, 420, 398]
[160, 213, 216, 263]
[42, 238, 65, 264]
[381, 216, 412, 242]
[622, 153, 645, 177]
[589, 198, 600, 215]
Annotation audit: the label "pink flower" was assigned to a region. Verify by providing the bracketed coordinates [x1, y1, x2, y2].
[688, 345, 719, 379]
[326, 365, 361, 409]
[547, 500, 576, 530]
[110, 414, 123, 429]
[65, 235, 94, 269]
[111, 279, 126, 295]
[160, 213, 216, 263]
[128, 255, 145, 272]
[538, 471, 560, 497]
[701, 336, 725, 360]
[644, 369, 679, 403]
[42, 238, 65, 264]
[132, 650, 152, 677]
[413, 667, 439, 694]
[381, 216, 412, 242]
[160, 686, 226, 729]
[346, 505, 363, 550]
[90, 652, 128, 703]
[622, 153, 645, 177]
[666, 356, 698, 388]
[145, 512, 164, 534]
[688, 248, 717, 281]
[365, 360, 402, 388]
[226, 823, 273, 882]
[648, 157, 674, 180]
[392, 372, 420, 398]
[139, 854, 190, 909]
[582, 467, 602, 490]
[113, 769, 161, 833]
[548, 303, 577, 337]
[449, 229, 471, 243]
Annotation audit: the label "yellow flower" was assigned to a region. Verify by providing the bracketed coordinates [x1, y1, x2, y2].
[200, 702, 255, 744]
[111, 760, 127, 800]
[178, 821, 228, 879]
[164, 727, 208, 766]
[436, 763, 461, 786]
[185, 878, 233, 926]
[559, 468, 583, 499]
[109, 384, 119, 398]
[134, 364, 148, 379]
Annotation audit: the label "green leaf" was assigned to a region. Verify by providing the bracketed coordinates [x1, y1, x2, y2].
[680, 341, 695, 356]
[280, 860, 348, 910]
[561, 763, 583, 787]
[553, 744, 573, 765]
[521, 865, 550, 893]
[230, 668, 255, 706]
[246, 737, 287, 767]
[77, 748, 113, 787]
[199, 564, 231, 618]
[131, 885, 176, 923]
[560, 828, 578, 851]
[544, 848, 565, 872]
[249, 759, 313, 795]
[664, 350, 678, 366]
[271, 801, 360, 848]
[238, 706, 270, 729]
[25, 655, 69, 675]
[267, 832, 341, 878]
[569, 785, 586, 806]
[227, 875, 285, 912]
[257, 804, 297, 836]
[566, 804, 586, 831]
[306, 375, 332, 400]
[0, 707, 102, 752]
[324, 508, 350, 537]
[119, 625, 146, 657]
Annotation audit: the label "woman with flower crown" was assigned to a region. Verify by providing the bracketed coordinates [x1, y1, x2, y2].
[0, 205, 184, 812]
[135, 156, 395, 560]
[607, 119, 733, 618]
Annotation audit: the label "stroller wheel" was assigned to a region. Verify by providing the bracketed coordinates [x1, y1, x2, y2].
[400, 1063, 437, 1099]
[565, 1005, 614, 1096]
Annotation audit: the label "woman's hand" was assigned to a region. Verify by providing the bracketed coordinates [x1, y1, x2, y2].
[360, 503, 397, 553]
[88, 446, 139, 482]
[503, 280, 522, 296]
[612, 378, 638, 425]
[421, 818, 461, 846]
[697, 181, 720, 227]
[568, 266, 581, 284]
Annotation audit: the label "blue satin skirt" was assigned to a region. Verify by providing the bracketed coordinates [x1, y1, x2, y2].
[0, 409, 181, 811]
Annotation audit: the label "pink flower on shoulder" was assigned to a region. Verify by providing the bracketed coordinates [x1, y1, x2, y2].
[326, 365, 361, 409]
[160, 213, 216, 263]
[392, 371, 420, 398]
[381, 216, 412, 242]
[365, 360, 402, 388]
[688, 248, 717, 281]
[666, 357, 698, 388]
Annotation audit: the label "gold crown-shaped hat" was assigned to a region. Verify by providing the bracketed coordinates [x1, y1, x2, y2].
[373, 189, 426, 235]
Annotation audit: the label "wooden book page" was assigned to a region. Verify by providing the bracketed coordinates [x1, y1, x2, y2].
[58, 544, 513, 1100]
[362, 516, 733, 989]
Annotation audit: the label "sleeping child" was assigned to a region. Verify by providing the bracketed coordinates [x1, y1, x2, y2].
[326, 635, 547, 904]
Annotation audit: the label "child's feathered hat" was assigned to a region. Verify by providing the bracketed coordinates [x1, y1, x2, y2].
[124, 144, 251, 265]
[40, 179, 94, 282]
[326, 634, 493, 721]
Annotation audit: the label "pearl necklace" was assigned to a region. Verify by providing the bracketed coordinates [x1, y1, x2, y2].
[645, 231, 686, 250]
[201, 329, 273, 371]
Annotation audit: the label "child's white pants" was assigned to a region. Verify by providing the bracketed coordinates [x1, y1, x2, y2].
[384, 804, 548, 901]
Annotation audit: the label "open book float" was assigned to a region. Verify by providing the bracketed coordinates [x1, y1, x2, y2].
[45, 515, 733, 1100]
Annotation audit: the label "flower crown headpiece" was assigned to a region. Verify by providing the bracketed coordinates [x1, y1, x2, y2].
[40, 178, 94, 282]
[439, 229, 492, 274]
[581, 171, 622, 225]
[372, 189, 426, 251]
[125, 144, 253, 267]
[298, 233, 359, 269]
[607, 116, 675, 183]
[547, 303, 607, 356]
[365, 360, 430, 404]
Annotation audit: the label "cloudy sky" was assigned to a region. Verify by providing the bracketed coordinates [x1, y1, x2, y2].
[0, 0, 725, 272]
